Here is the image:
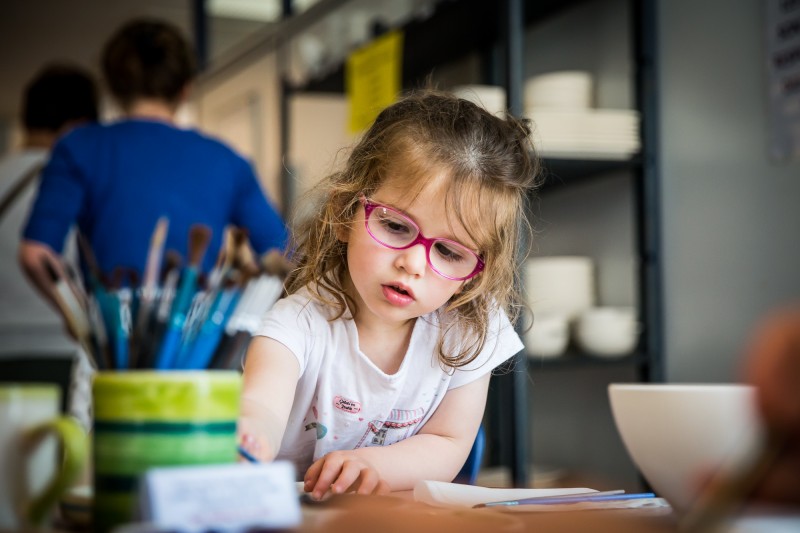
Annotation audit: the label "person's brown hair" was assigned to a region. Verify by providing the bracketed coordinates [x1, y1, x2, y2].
[287, 89, 540, 368]
[22, 62, 98, 131]
[101, 18, 196, 110]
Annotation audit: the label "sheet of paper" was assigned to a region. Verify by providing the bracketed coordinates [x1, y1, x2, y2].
[413, 480, 670, 512]
[139, 461, 301, 531]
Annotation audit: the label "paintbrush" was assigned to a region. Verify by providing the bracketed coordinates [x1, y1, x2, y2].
[135, 250, 182, 369]
[76, 234, 114, 369]
[179, 278, 244, 369]
[177, 229, 249, 362]
[135, 217, 169, 339]
[42, 258, 95, 368]
[210, 272, 283, 370]
[155, 225, 212, 369]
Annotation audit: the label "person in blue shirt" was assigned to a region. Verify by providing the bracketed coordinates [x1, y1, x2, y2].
[19, 17, 288, 301]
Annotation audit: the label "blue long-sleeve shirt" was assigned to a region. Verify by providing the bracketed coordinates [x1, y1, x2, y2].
[23, 119, 288, 276]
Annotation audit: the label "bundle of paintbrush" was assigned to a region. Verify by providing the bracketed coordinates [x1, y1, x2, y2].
[58, 219, 285, 371]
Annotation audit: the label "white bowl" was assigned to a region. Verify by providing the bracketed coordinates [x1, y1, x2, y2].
[523, 312, 569, 359]
[575, 307, 638, 357]
[608, 383, 764, 513]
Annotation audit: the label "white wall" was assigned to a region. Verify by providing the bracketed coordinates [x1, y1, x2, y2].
[659, 0, 800, 382]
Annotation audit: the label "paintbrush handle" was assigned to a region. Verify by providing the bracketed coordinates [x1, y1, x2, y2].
[180, 290, 242, 369]
[142, 217, 169, 293]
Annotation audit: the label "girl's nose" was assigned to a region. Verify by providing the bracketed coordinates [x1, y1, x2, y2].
[395, 243, 427, 277]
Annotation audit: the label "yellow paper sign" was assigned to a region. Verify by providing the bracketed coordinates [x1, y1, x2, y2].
[346, 30, 403, 134]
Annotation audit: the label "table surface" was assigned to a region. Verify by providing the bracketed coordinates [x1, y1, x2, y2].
[297, 492, 679, 533]
[54, 488, 800, 532]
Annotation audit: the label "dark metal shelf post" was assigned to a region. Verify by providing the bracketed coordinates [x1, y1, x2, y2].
[503, 0, 529, 489]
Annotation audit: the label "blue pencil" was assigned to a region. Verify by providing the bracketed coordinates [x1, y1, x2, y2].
[474, 491, 656, 508]
[237, 445, 259, 463]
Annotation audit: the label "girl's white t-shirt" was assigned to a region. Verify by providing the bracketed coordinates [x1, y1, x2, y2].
[252, 286, 523, 476]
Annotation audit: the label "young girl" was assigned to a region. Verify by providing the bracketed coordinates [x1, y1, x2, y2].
[239, 90, 539, 498]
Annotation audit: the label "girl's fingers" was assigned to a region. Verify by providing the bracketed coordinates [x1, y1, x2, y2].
[376, 479, 391, 495]
[353, 466, 380, 495]
[309, 455, 345, 499]
[304, 453, 388, 499]
[303, 457, 325, 494]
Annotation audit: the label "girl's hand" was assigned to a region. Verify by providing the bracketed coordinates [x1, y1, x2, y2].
[236, 414, 275, 463]
[304, 450, 391, 500]
[237, 433, 266, 463]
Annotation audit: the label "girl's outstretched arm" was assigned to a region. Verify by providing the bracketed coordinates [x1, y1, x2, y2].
[238, 336, 300, 462]
[304, 373, 490, 498]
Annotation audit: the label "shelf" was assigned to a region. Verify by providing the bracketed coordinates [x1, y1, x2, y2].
[538, 155, 641, 191]
[289, 0, 593, 93]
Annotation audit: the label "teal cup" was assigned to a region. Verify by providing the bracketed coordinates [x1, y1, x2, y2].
[92, 370, 242, 532]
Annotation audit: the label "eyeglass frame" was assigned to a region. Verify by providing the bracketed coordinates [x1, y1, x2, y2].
[358, 196, 485, 281]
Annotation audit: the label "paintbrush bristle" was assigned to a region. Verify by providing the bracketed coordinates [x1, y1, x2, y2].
[188, 224, 212, 269]
[232, 227, 249, 249]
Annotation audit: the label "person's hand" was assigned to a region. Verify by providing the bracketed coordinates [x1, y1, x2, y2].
[304, 450, 391, 500]
[741, 307, 800, 504]
[18, 240, 79, 340]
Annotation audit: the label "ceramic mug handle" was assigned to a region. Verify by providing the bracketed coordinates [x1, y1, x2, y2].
[22, 416, 87, 527]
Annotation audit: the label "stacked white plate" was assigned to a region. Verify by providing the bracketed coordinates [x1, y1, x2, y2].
[523, 71, 640, 159]
[525, 71, 593, 110]
[452, 84, 507, 116]
[527, 108, 640, 159]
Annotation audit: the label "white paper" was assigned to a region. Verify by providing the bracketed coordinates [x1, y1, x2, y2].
[139, 461, 301, 532]
[413, 480, 670, 513]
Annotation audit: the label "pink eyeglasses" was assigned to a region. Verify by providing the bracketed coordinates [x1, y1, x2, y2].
[360, 196, 484, 281]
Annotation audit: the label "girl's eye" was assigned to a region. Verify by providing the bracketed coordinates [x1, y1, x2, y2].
[433, 241, 467, 263]
[378, 212, 412, 236]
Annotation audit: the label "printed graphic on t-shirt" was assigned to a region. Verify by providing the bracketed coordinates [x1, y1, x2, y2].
[333, 395, 361, 414]
[355, 407, 426, 447]
[304, 403, 327, 439]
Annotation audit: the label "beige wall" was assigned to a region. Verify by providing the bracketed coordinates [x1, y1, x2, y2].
[195, 53, 283, 210]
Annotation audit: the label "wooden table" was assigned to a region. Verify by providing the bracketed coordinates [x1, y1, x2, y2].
[296, 492, 679, 533]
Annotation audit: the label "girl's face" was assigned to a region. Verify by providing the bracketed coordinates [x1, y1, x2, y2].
[341, 175, 479, 331]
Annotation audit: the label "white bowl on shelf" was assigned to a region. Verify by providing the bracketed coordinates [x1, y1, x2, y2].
[523, 311, 569, 359]
[608, 383, 763, 513]
[574, 306, 638, 358]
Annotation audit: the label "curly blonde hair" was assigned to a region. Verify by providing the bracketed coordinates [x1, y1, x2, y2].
[286, 89, 540, 368]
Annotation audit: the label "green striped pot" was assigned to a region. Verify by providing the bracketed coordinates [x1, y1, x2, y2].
[92, 371, 241, 532]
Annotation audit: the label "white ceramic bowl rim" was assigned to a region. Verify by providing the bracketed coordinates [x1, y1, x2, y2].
[610, 383, 752, 391]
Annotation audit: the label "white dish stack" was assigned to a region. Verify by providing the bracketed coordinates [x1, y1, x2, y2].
[522, 256, 596, 359]
[524, 71, 640, 159]
[523, 256, 640, 359]
[452, 85, 507, 117]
